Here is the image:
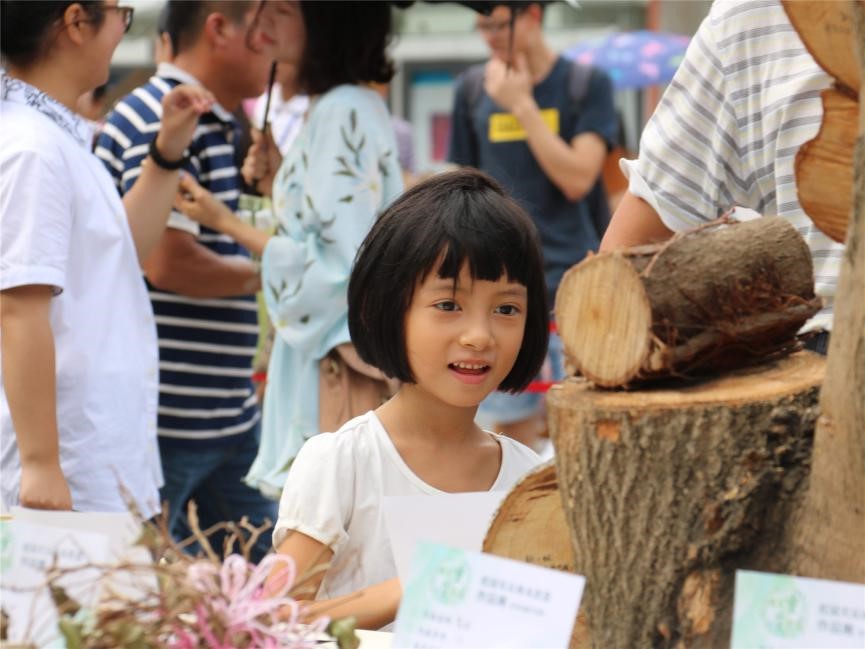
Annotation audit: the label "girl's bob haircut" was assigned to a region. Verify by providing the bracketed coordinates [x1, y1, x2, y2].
[348, 168, 549, 393]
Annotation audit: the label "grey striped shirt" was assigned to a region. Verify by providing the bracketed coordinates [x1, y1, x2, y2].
[623, 0, 843, 332]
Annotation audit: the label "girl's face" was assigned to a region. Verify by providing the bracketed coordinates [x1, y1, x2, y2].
[404, 262, 528, 410]
[257, 1, 306, 66]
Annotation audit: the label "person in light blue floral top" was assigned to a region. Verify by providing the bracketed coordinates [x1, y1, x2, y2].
[176, 0, 403, 498]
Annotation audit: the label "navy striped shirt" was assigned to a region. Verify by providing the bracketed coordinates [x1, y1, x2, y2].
[95, 66, 260, 446]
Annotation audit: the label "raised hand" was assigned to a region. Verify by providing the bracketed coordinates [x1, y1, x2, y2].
[242, 127, 282, 197]
[484, 53, 534, 113]
[174, 172, 233, 231]
[156, 84, 215, 161]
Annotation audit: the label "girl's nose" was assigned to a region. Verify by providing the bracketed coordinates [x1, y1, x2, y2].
[459, 316, 493, 351]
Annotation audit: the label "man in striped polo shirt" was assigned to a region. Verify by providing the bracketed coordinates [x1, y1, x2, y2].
[96, 1, 276, 560]
[601, 0, 843, 352]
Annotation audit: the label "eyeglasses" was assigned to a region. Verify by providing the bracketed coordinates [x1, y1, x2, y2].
[104, 5, 135, 34]
[475, 19, 513, 36]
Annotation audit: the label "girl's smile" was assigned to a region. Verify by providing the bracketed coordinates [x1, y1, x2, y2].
[404, 262, 528, 408]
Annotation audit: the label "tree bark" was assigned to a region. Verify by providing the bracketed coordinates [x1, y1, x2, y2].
[555, 217, 821, 387]
[782, 0, 865, 585]
[548, 352, 824, 648]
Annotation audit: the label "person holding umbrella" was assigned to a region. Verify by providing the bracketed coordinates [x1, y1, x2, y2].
[449, 0, 618, 450]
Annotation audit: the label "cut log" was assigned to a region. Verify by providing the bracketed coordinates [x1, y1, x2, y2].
[783, 0, 860, 94]
[555, 217, 822, 387]
[483, 461, 588, 649]
[795, 88, 858, 243]
[483, 460, 574, 574]
[784, 0, 859, 243]
[548, 351, 825, 649]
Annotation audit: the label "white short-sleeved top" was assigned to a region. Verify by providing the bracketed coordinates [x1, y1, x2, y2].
[621, 0, 843, 332]
[274, 410, 541, 600]
[0, 74, 162, 517]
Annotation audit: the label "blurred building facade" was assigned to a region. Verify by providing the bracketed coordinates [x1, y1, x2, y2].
[113, 0, 711, 174]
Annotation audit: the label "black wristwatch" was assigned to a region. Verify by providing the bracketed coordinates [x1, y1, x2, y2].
[148, 137, 186, 170]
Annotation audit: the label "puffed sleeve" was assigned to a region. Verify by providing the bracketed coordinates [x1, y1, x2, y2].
[0, 147, 73, 293]
[261, 94, 397, 356]
[272, 432, 355, 556]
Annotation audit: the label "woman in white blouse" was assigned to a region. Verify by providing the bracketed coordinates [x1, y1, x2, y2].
[0, 0, 214, 515]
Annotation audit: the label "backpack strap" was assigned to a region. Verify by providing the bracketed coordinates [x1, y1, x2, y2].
[462, 63, 487, 114]
[566, 60, 594, 109]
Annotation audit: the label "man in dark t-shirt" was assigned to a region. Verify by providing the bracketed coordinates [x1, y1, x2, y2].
[449, 1, 617, 449]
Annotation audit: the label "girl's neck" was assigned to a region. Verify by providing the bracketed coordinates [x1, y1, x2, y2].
[375, 386, 481, 447]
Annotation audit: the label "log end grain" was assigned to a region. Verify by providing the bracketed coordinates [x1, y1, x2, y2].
[555, 253, 653, 387]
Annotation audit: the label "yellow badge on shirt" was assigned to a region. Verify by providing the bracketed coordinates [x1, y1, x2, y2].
[488, 108, 560, 143]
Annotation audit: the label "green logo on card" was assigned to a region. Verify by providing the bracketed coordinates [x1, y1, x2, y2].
[431, 553, 471, 605]
[761, 581, 807, 638]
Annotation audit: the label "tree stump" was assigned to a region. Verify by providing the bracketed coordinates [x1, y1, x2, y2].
[555, 217, 821, 387]
[548, 352, 824, 648]
[483, 462, 589, 649]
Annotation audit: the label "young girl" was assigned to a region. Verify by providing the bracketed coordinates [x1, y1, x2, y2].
[271, 168, 549, 629]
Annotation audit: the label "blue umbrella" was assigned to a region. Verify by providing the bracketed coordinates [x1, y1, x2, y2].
[563, 30, 690, 89]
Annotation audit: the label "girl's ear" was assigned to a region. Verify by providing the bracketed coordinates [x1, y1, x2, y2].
[62, 3, 89, 47]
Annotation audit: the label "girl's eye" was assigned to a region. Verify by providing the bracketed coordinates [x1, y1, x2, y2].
[434, 301, 458, 312]
[495, 304, 521, 316]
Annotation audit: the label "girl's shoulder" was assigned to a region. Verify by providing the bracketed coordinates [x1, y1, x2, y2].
[296, 410, 384, 462]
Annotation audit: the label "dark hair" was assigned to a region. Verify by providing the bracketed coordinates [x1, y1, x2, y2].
[156, 2, 176, 50]
[297, 1, 394, 96]
[165, 0, 249, 55]
[1, 0, 102, 67]
[348, 169, 549, 393]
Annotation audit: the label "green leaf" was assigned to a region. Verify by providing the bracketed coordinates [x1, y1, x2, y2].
[50, 585, 81, 617]
[328, 616, 360, 649]
[58, 617, 84, 649]
[338, 195, 354, 203]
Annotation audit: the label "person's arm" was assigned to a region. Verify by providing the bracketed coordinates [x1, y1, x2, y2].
[302, 578, 401, 631]
[142, 229, 260, 298]
[121, 85, 214, 261]
[485, 55, 607, 202]
[174, 172, 271, 256]
[271, 531, 401, 630]
[600, 190, 675, 251]
[0, 285, 72, 510]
